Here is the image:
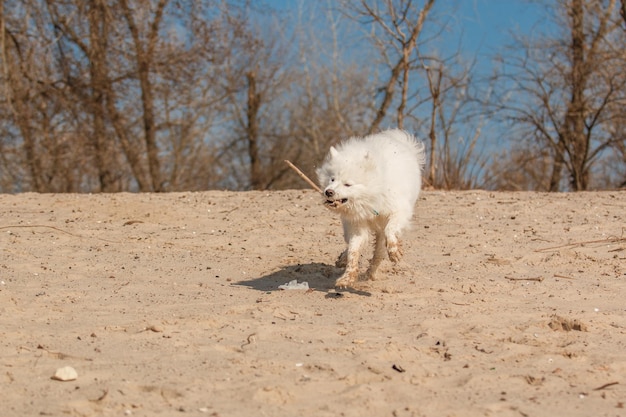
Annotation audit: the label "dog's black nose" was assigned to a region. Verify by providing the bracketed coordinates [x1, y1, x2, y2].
[325, 189, 335, 198]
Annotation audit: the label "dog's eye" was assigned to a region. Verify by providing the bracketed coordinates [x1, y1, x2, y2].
[344, 183, 352, 187]
[330, 177, 335, 182]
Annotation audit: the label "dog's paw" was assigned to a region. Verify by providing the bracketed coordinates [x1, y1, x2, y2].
[364, 269, 378, 281]
[335, 273, 356, 289]
[387, 241, 403, 263]
[335, 250, 348, 268]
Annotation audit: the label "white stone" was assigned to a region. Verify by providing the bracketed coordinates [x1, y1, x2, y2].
[52, 366, 78, 381]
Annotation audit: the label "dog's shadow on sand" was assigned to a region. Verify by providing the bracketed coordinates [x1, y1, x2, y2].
[235, 263, 372, 297]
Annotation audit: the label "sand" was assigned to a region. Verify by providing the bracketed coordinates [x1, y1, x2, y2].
[1, 190, 625, 417]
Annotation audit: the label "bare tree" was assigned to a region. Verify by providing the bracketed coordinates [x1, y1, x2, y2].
[485, 145, 554, 191]
[1, 0, 100, 192]
[490, 0, 626, 191]
[2, 1, 45, 191]
[119, 0, 167, 191]
[342, 0, 435, 133]
[245, 70, 263, 189]
[1, 0, 243, 192]
[424, 63, 442, 186]
[44, 0, 121, 191]
[416, 52, 488, 190]
[211, 1, 377, 191]
[339, 1, 489, 189]
[285, 0, 375, 185]
[35, 0, 167, 192]
[213, 7, 294, 190]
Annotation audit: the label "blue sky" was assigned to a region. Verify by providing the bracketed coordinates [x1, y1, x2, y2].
[438, 1, 548, 77]
[262, 0, 546, 64]
[452, 1, 545, 52]
[253, 0, 551, 95]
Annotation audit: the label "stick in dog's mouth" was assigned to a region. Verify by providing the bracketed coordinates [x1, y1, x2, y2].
[284, 160, 348, 209]
[284, 160, 323, 194]
[324, 198, 348, 208]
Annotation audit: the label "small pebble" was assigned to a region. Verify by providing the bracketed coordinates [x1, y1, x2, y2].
[146, 325, 163, 333]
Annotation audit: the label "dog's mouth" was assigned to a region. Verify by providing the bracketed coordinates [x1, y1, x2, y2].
[324, 198, 348, 209]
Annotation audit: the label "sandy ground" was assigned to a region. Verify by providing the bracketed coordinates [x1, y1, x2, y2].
[1, 190, 625, 417]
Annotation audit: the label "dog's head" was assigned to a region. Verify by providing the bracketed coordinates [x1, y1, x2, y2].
[316, 145, 377, 213]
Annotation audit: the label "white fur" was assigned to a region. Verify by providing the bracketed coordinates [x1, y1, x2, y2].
[316, 129, 425, 288]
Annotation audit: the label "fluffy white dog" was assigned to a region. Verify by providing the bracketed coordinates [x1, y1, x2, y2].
[316, 129, 425, 288]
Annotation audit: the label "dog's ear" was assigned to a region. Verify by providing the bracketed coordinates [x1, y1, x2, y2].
[329, 146, 339, 158]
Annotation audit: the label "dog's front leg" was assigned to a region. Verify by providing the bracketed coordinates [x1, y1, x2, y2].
[335, 227, 368, 288]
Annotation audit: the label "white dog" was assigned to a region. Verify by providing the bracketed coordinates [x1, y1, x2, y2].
[316, 129, 425, 288]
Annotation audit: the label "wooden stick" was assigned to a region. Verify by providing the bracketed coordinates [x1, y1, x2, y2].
[593, 381, 619, 391]
[553, 274, 575, 280]
[284, 160, 323, 194]
[505, 276, 544, 282]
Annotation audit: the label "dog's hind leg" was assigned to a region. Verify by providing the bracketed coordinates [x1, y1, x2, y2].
[335, 227, 368, 288]
[365, 231, 386, 280]
[387, 236, 403, 263]
[335, 249, 348, 268]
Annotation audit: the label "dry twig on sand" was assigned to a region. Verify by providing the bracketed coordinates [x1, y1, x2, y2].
[593, 381, 619, 391]
[505, 276, 544, 282]
[535, 236, 626, 253]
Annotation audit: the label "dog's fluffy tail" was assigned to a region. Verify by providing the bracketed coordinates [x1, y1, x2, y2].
[376, 129, 426, 171]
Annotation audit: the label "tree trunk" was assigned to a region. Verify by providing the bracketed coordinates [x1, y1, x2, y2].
[396, 48, 410, 130]
[549, 139, 565, 191]
[367, 0, 435, 134]
[120, 0, 167, 192]
[246, 71, 263, 190]
[425, 66, 442, 188]
[369, 54, 405, 135]
[137, 57, 162, 192]
[2, 26, 44, 191]
[14, 92, 43, 191]
[565, 0, 589, 191]
[105, 92, 152, 191]
[88, 0, 116, 192]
